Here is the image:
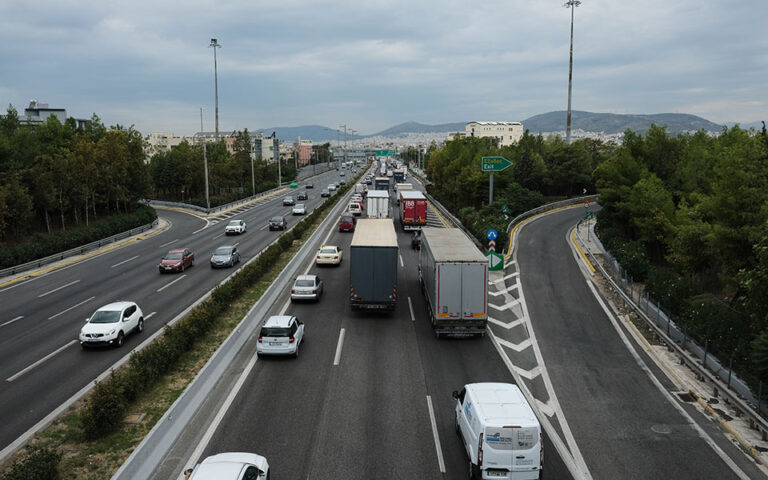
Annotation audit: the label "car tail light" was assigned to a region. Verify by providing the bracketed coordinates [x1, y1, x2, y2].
[312, 289, 317, 294]
[334, 256, 338, 259]
[478, 433, 483, 468]
[291, 289, 295, 293]
[317, 255, 321, 259]
[258, 336, 263, 343]
[289, 336, 296, 343]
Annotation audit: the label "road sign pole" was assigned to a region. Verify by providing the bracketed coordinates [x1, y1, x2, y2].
[489, 171, 494, 204]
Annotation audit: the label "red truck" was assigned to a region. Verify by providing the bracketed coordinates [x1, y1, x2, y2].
[399, 190, 427, 231]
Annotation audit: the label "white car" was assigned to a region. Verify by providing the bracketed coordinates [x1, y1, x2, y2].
[292, 203, 306, 215]
[79, 302, 144, 349]
[316, 245, 343, 265]
[184, 452, 269, 480]
[225, 219, 246, 235]
[257, 315, 305, 358]
[328, 183, 337, 191]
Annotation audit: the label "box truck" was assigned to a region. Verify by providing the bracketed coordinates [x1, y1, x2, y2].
[453, 383, 543, 480]
[419, 227, 488, 336]
[349, 219, 398, 311]
[366, 190, 390, 219]
[393, 168, 405, 183]
[375, 177, 390, 191]
[399, 190, 427, 230]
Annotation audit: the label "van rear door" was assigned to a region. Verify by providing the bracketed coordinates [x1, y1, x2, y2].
[484, 426, 541, 476]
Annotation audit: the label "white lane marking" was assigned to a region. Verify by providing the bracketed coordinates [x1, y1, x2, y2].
[213, 233, 225, 239]
[426, 395, 446, 473]
[260, 224, 269, 231]
[111, 255, 139, 268]
[585, 280, 751, 479]
[38, 280, 80, 298]
[159, 238, 179, 248]
[192, 218, 211, 235]
[184, 350, 260, 472]
[408, 296, 415, 322]
[48, 296, 96, 320]
[399, 254, 404, 267]
[1, 316, 23, 327]
[145, 312, 156, 320]
[156, 274, 187, 292]
[333, 328, 346, 366]
[6, 340, 78, 382]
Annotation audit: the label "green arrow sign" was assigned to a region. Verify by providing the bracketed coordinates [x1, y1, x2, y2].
[376, 149, 396, 157]
[486, 251, 505, 271]
[481, 156, 512, 172]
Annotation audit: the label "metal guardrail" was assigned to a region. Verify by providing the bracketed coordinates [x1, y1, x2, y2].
[0, 219, 159, 279]
[574, 226, 768, 442]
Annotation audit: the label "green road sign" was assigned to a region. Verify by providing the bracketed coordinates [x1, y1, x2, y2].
[481, 156, 512, 172]
[289, 182, 298, 189]
[376, 149, 396, 157]
[501, 205, 510, 214]
[584, 211, 595, 220]
[486, 251, 504, 271]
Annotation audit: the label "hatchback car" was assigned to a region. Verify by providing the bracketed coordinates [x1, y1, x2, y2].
[328, 183, 336, 191]
[291, 274, 323, 302]
[411, 230, 422, 249]
[297, 191, 308, 201]
[320, 189, 331, 197]
[340, 171, 346, 177]
[159, 248, 194, 273]
[257, 315, 305, 358]
[338, 215, 356, 232]
[292, 203, 306, 215]
[210, 245, 240, 268]
[268, 216, 287, 230]
[316, 245, 343, 265]
[305, 182, 314, 189]
[79, 301, 144, 349]
[184, 452, 269, 480]
[282, 196, 295, 206]
[225, 219, 246, 235]
[348, 203, 362, 216]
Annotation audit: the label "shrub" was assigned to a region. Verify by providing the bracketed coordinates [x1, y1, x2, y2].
[644, 266, 693, 317]
[0, 445, 61, 480]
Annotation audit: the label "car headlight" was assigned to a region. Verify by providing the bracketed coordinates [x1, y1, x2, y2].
[108, 329, 116, 336]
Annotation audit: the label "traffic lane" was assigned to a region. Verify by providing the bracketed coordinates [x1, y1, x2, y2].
[396, 226, 573, 480]
[199, 232, 353, 479]
[518, 208, 744, 479]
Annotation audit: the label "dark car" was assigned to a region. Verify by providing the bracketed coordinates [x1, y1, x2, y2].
[297, 191, 308, 201]
[306, 182, 314, 189]
[320, 189, 331, 197]
[283, 196, 295, 206]
[159, 248, 195, 273]
[411, 230, 422, 249]
[269, 216, 288, 230]
[210, 245, 240, 268]
[338, 214, 356, 232]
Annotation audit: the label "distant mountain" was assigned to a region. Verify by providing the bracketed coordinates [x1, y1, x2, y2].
[255, 125, 353, 143]
[724, 120, 765, 131]
[370, 121, 467, 137]
[522, 111, 724, 135]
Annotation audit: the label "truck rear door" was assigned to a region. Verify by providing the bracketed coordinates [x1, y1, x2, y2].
[437, 264, 462, 319]
[461, 262, 488, 319]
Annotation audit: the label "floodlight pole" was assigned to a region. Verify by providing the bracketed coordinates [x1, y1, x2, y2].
[209, 38, 221, 140]
[564, 0, 580, 145]
[199, 108, 210, 210]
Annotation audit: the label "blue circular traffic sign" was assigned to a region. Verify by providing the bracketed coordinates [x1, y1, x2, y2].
[486, 229, 498, 240]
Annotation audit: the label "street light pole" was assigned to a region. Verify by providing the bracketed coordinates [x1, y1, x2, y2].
[199, 108, 210, 210]
[209, 38, 221, 140]
[564, 1, 580, 145]
[339, 124, 347, 168]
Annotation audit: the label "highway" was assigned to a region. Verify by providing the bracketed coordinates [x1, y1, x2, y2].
[157, 177, 574, 479]
[0, 165, 349, 454]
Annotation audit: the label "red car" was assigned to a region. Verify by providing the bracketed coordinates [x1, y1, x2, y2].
[159, 248, 195, 273]
[338, 215, 356, 232]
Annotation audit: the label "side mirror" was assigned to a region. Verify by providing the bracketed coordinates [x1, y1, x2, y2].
[183, 468, 194, 479]
[452, 390, 459, 400]
[85, 318, 90, 323]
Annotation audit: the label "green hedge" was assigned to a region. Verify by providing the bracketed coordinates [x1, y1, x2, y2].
[79, 170, 363, 440]
[0, 205, 157, 269]
[0, 445, 61, 480]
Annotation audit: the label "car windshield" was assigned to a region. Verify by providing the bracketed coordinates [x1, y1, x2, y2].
[164, 252, 182, 260]
[320, 248, 336, 254]
[340, 217, 353, 223]
[295, 279, 314, 287]
[270, 217, 283, 222]
[227, 220, 240, 226]
[214, 247, 232, 255]
[261, 327, 290, 337]
[90, 310, 120, 324]
[295, 204, 305, 209]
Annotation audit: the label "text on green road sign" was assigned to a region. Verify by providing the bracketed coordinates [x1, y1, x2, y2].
[481, 156, 512, 172]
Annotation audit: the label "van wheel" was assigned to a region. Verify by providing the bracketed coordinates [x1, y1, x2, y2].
[454, 416, 460, 435]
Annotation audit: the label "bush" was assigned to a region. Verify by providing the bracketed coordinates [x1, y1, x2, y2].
[644, 266, 694, 317]
[0, 204, 157, 269]
[0, 445, 61, 480]
[81, 379, 128, 441]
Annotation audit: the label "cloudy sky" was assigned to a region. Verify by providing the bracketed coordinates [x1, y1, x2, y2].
[1, 1, 766, 136]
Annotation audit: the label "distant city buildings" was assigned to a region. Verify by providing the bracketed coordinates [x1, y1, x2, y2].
[0, 100, 90, 129]
[465, 121, 524, 146]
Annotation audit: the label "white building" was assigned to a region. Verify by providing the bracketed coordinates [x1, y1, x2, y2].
[465, 121, 523, 146]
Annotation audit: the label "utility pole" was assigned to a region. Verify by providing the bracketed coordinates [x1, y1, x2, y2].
[564, 1, 580, 145]
[273, 132, 281, 187]
[199, 108, 210, 210]
[339, 124, 347, 168]
[209, 38, 221, 140]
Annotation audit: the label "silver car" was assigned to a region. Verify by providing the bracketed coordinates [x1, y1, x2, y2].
[291, 274, 323, 302]
[257, 315, 305, 358]
[292, 203, 306, 215]
[210, 245, 240, 268]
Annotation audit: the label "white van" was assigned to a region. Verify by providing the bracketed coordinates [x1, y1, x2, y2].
[453, 383, 542, 480]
